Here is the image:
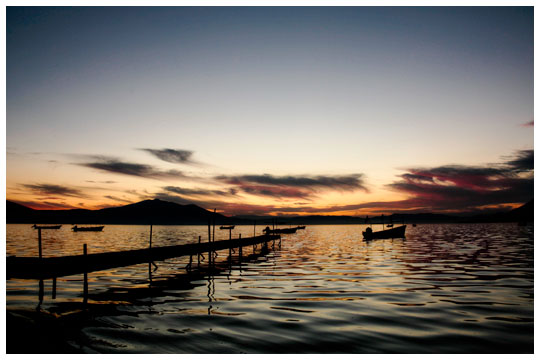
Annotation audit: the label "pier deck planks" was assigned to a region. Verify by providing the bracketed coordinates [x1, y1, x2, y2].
[7, 234, 280, 279]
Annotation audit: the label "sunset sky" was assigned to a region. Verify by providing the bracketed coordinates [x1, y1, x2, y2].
[6, 6, 534, 216]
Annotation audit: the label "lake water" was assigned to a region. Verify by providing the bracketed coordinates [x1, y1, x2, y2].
[6, 223, 534, 353]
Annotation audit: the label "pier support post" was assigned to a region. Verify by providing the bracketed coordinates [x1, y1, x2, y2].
[38, 228, 42, 259]
[239, 234, 242, 259]
[198, 236, 201, 267]
[37, 279, 44, 310]
[149, 225, 153, 283]
[52, 277, 57, 299]
[187, 254, 193, 271]
[83, 244, 88, 304]
[208, 220, 212, 266]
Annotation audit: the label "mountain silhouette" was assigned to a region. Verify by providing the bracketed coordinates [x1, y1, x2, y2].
[6, 198, 534, 225]
[6, 199, 227, 225]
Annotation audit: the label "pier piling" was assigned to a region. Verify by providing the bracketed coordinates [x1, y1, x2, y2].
[38, 228, 42, 259]
[83, 244, 88, 304]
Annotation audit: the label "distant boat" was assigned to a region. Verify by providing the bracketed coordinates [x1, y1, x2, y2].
[32, 224, 62, 230]
[296, 225, 306, 230]
[412, 224, 417, 227]
[363, 225, 406, 240]
[220, 225, 235, 230]
[263, 227, 297, 234]
[386, 224, 394, 228]
[72, 225, 104, 232]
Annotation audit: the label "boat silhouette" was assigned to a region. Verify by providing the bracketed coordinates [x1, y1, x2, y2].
[72, 225, 104, 232]
[363, 225, 406, 240]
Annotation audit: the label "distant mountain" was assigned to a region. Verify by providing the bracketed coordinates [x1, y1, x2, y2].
[6, 199, 534, 225]
[7, 200, 38, 223]
[6, 199, 228, 225]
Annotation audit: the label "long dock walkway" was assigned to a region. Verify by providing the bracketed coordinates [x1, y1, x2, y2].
[7, 234, 280, 280]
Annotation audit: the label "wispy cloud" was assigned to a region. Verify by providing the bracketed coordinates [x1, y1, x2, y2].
[21, 183, 85, 197]
[164, 186, 237, 198]
[79, 156, 188, 179]
[11, 199, 82, 210]
[104, 195, 132, 203]
[140, 148, 196, 164]
[216, 174, 367, 199]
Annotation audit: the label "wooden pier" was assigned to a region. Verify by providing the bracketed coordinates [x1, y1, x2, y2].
[7, 234, 280, 280]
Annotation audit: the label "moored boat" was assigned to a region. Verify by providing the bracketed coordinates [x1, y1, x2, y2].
[296, 225, 306, 230]
[220, 225, 235, 230]
[72, 225, 104, 232]
[263, 227, 297, 234]
[32, 224, 62, 230]
[363, 225, 406, 240]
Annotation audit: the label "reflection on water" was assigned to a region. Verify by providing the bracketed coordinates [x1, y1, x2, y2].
[6, 223, 533, 353]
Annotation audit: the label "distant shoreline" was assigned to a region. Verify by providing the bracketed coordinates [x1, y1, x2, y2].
[7, 198, 533, 226]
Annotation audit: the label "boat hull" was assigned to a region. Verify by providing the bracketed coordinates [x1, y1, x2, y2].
[363, 225, 406, 240]
[72, 226, 104, 232]
[264, 228, 297, 234]
[33, 225, 62, 230]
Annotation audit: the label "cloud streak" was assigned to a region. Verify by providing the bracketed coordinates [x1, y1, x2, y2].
[79, 156, 189, 179]
[163, 186, 238, 198]
[21, 183, 85, 197]
[140, 148, 195, 164]
[216, 173, 367, 199]
[383, 149, 534, 212]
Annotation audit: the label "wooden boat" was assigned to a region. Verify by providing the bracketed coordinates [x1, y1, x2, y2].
[72, 225, 104, 232]
[363, 225, 406, 240]
[263, 227, 297, 234]
[220, 225, 235, 230]
[32, 224, 62, 230]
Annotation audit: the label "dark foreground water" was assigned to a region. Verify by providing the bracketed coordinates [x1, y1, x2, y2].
[6, 223, 533, 353]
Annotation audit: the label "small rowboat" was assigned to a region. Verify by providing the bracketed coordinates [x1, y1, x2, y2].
[263, 227, 297, 234]
[363, 225, 406, 240]
[220, 225, 235, 230]
[32, 224, 62, 230]
[72, 225, 104, 232]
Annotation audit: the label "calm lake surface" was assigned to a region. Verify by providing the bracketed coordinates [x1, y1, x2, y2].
[6, 223, 534, 353]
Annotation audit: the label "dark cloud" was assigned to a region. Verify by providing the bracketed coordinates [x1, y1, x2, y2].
[79, 157, 188, 179]
[104, 195, 132, 203]
[504, 149, 533, 171]
[382, 149, 534, 212]
[140, 148, 195, 164]
[21, 183, 84, 197]
[219, 174, 365, 190]
[216, 173, 366, 199]
[12, 199, 81, 210]
[163, 186, 237, 198]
